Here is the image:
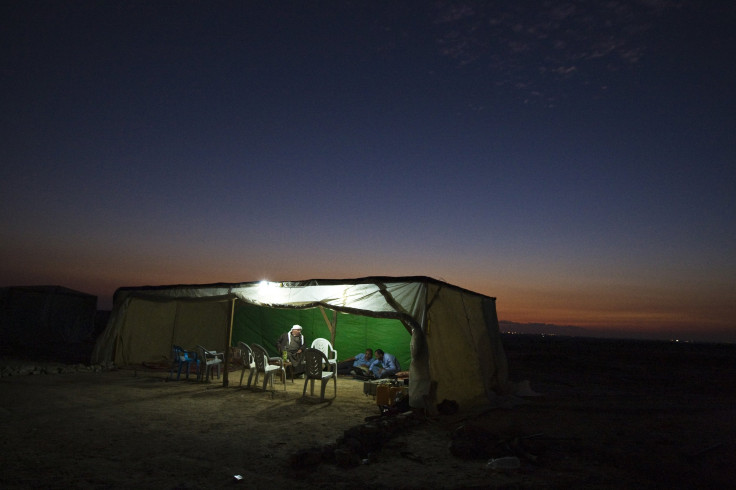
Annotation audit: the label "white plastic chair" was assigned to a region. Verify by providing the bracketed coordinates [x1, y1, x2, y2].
[251, 343, 285, 392]
[237, 341, 256, 388]
[196, 345, 223, 382]
[310, 338, 337, 374]
[302, 348, 336, 401]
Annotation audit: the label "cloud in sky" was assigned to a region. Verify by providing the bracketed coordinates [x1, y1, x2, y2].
[423, 0, 686, 104]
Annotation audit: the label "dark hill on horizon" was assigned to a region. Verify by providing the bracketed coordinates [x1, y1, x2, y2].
[498, 320, 720, 343]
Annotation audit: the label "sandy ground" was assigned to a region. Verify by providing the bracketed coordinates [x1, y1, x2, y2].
[1, 335, 735, 489]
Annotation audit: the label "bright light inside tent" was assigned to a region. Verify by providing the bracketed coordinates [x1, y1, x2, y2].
[257, 280, 282, 303]
[259, 280, 281, 289]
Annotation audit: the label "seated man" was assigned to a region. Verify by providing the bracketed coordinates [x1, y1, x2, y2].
[336, 348, 373, 376]
[276, 324, 306, 377]
[369, 349, 400, 379]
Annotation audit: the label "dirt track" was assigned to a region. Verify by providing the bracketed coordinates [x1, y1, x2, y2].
[2, 335, 735, 488]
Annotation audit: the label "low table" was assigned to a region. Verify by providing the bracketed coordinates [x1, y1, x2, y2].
[363, 379, 392, 397]
[268, 358, 295, 384]
[282, 361, 295, 383]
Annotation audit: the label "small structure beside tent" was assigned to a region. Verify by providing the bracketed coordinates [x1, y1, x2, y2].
[92, 276, 509, 410]
[0, 285, 97, 346]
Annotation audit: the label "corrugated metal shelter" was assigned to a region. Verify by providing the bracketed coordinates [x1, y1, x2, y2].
[92, 276, 509, 410]
[0, 286, 97, 345]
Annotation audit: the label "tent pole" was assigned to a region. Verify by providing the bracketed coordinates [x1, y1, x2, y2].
[222, 297, 235, 387]
[318, 306, 337, 345]
[331, 308, 337, 345]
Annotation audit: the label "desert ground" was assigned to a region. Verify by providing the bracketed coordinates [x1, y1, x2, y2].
[2, 334, 735, 489]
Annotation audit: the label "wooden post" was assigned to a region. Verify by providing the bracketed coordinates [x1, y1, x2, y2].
[222, 297, 236, 387]
[318, 306, 337, 345]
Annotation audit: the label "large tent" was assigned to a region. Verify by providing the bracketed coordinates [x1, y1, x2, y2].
[92, 276, 509, 409]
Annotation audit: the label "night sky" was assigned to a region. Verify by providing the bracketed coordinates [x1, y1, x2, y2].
[2, 1, 734, 342]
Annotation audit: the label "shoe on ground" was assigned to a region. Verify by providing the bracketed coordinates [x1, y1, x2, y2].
[349, 369, 357, 375]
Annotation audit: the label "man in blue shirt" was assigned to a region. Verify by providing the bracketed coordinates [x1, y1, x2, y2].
[336, 348, 373, 376]
[369, 349, 400, 379]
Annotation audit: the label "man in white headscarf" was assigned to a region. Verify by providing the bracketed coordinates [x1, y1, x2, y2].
[276, 325, 306, 376]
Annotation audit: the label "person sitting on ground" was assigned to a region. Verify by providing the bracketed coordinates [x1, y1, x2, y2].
[336, 348, 373, 376]
[276, 324, 306, 377]
[369, 349, 400, 379]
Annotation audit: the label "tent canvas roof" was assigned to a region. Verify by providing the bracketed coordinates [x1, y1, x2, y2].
[112, 275, 494, 322]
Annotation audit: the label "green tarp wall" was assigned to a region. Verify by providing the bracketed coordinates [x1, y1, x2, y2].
[231, 301, 411, 370]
